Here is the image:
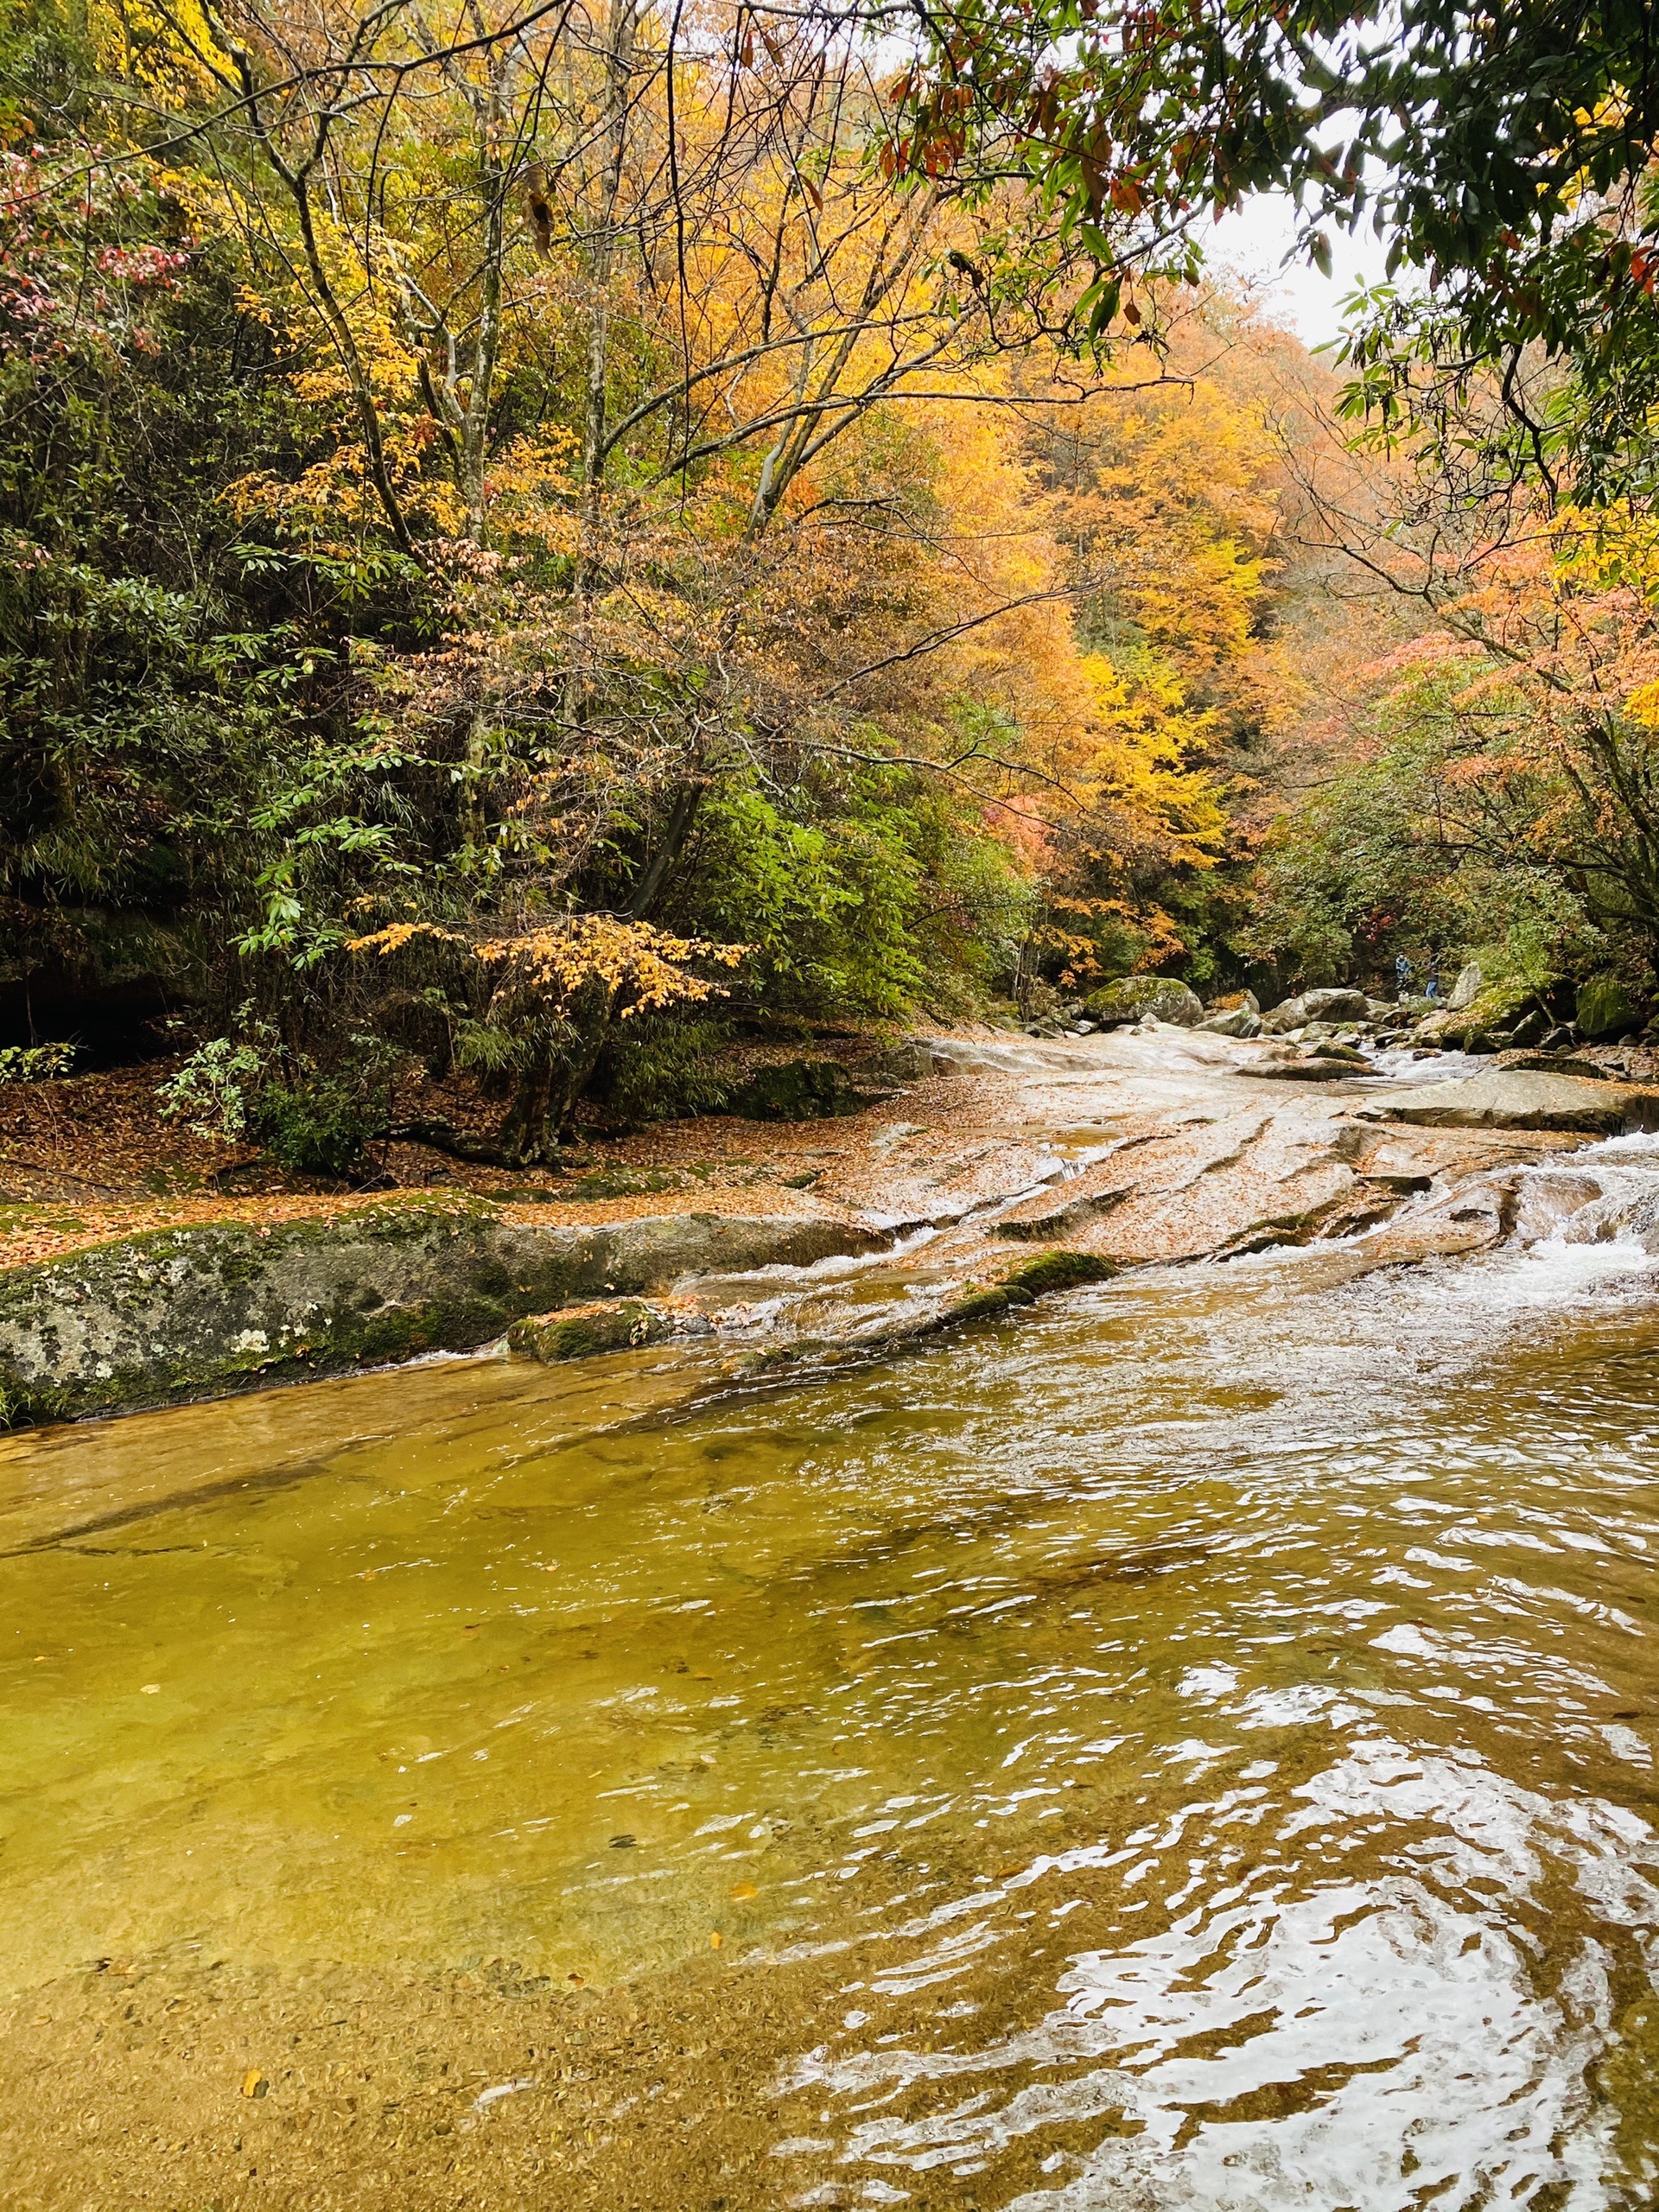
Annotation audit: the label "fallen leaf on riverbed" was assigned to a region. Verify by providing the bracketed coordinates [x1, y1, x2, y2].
[241, 2070, 268, 2099]
[709, 1931, 723, 1948]
[728, 1882, 758, 1900]
[474, 2078, 536, 2111]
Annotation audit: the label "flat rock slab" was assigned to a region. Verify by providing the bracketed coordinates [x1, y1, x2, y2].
[1234, 1058, 1361, 1083]
[1357, 1072, 1659, 1134]
[0, 1203, 885, 1427]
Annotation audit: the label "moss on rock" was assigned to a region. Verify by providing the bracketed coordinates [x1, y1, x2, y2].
[508, 1300, 676, 1362]
[998, 1249, 1118, 1299]
[1576, 973, 1641, 1039]
[0, 1203, 883, 1427]
[1084, 976, 1203, 1028]
[1414, 977, 1539, 1049]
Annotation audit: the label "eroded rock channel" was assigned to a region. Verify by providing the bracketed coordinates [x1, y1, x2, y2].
[9, 1020, 1659, 1426]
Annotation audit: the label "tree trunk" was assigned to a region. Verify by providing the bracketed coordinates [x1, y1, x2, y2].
[499, 978, 620, 1160]
[499, 1049, 559, 1164]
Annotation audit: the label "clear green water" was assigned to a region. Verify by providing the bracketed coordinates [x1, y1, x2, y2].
[3, 1234, 1658, 2207]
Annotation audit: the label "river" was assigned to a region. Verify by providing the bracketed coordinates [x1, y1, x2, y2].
[3, 1131, 1658, 2207]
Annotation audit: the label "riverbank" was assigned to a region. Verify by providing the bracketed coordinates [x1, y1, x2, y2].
[7, 1022, 1659, 1426]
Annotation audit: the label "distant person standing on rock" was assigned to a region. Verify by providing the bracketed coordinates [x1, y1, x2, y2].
[1395, 954, 1414, 999]
[1425, 955, 1440, 1001]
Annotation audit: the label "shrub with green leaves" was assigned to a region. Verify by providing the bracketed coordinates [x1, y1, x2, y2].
[159, 1008, 397, 1177]
[592, 1019, 735, 1127]
[254, 1071, 391, 1179]
[156, 1016, 277, 1141]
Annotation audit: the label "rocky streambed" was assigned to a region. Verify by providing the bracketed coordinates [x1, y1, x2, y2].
[8, 1018, 1659, 1428]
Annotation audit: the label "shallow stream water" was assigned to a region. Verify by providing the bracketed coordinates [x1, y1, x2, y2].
[3, 1144, 1659, 2207]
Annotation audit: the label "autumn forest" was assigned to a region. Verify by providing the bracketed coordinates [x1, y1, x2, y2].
[7, 0, 1659, 1160]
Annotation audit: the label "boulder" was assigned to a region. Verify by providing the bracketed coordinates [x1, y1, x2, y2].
[861, 1039, 941, 1084]
[1413, 1006, 1477, 1046]
[1447, 961, 1483, 1010]
[1083, 976, 1204, 1027]
[1307, 987, 1374, 1024]
[1417, 977, 1540, 1048]
[1502, 1006, 1550, 1049]
[509, 1298, 681, 1362]
[1357, 1072, 1659, 1134]
[1576, 973, 1640, 1039]
[1236, 1048, 1365, 1082]
[1261, 987, 1371, 1033]
[1198, 1006, 1262, 1038]
[1491, 1051, 1611, 1080]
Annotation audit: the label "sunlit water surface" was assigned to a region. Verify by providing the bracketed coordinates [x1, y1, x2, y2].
[3, 1174, 1659, 2208]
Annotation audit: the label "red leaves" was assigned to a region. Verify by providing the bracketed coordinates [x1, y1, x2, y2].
[0, 148, 189, 366]
[93, 243, 188, 288]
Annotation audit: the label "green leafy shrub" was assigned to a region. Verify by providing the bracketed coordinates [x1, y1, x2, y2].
[591, 1020, 734, 1126]
[0, 1042, 76, 1082]
[254, 1071, 391, 1179]
[156, 1011, 278, 1140]
[160, 1007, 397, 1175]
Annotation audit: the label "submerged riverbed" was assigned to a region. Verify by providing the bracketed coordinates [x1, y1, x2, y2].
[3, 1168, 1659, 2207]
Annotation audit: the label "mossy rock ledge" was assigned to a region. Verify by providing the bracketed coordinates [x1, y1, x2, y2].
[0, 1201, 885, 1427]
[1083, 976, 1203, 1028]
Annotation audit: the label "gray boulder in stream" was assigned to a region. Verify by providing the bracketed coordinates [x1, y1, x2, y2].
[1261, 987, 1372, 1033]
